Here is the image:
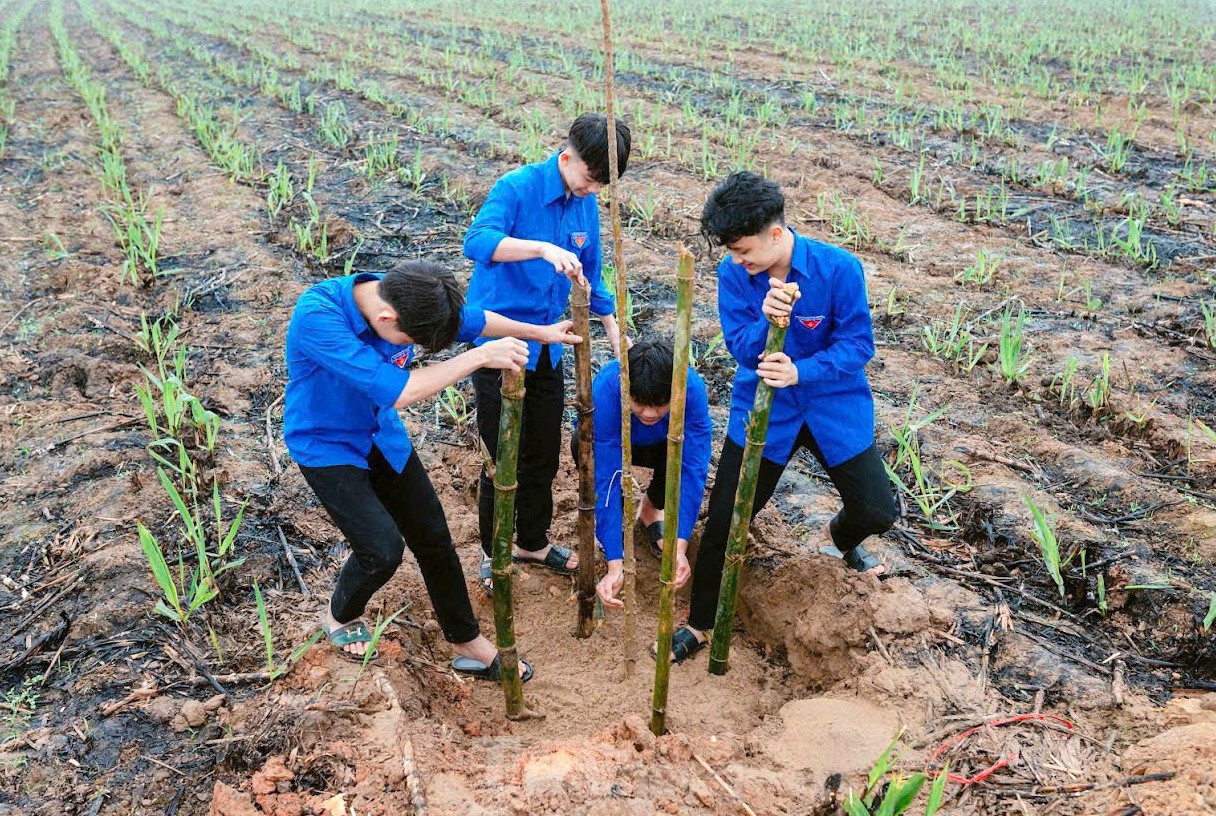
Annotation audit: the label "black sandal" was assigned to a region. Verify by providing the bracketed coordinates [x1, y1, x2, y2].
[841, 544, 886, 576]
[512, 543, 577, 575]
[651, 625, 706, 664]
[642, 521, 665, 559]
[451, 654, 534, 683]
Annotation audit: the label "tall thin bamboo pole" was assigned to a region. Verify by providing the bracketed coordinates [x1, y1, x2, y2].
[599, 0, 637, 676]
[572, 283, 597, 638]
[707, 284, 797, 676]
[491, 369, 527, 717]
[650, 244, 695, 736]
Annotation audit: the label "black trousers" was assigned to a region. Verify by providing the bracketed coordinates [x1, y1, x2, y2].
[298, 446, 480, 644]
[475, 346, 565, 557]
[570, 434, 667, 511]
[687, 424, 899, 631]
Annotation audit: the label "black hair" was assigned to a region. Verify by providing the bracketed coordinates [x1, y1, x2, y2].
[628, 338, 674, 407]
[567, 112, 631, 185]
[700, 171, 786, 247]
[378, 260, 465, 352]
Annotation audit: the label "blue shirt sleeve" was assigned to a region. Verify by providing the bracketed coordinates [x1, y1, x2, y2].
[295, 305, 410, 408]
[718, 261, 770, 371]
[463, 177, 517, 265]
[456, 306, 487, 343]
[794, 257, 875, 383]
[582, 205, 617, 317]
[591, 370, 626, 561]
[676, 372, 712, 542]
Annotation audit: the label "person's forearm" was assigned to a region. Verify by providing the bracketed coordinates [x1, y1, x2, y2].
[490, 237, 549, 263]
[482, 310, 543, 342]
[394, 348, 488, 408]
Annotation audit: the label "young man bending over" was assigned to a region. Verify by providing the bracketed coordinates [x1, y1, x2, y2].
[284, 262, 579, 679]
[571, 339, 712, 609]
[463, 113, 631, 592]
[667, 172, 899, 663]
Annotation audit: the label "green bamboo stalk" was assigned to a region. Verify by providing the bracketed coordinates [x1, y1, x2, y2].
[491, 368, 527, 717]
[571, 282, 597, 638]
[708, 284, 797, 676]
[599, 0, 637, 676]
[650, 244, 695, 736]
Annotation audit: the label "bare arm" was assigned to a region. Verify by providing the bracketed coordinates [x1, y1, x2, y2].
[482, 310, 582, 346]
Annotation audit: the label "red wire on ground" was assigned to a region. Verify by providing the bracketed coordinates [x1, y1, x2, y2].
[930, 712, 1076, 785]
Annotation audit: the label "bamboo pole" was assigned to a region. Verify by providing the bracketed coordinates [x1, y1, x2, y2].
[491, 369, 528, 717]
[707, 283, 797, 676]
[599, 0, 637, 676]
[571, 283, 597, 638]
[650, 245, 695, 736]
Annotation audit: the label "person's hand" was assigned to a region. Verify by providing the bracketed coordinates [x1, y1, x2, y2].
[762, 277, 800, 322]
[536, 319, 582, 346]
[674, 549, 691, 590]
[479, 337, 529, 372]
[596, 562, 625, 609]
[540, 243, 586, 287]
[757, 351, 799, 388]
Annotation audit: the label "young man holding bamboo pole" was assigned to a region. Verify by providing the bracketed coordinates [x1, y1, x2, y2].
[569, 338, 712, 609]
[284, 262, 580, 676]
[666, 172, 899, 664]
[463, 113, 631, 594]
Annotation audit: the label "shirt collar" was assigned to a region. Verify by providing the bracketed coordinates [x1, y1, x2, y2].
[787, 227, 811, 277]
[341, 272, 383, 337]
[542, 152, 569, 205]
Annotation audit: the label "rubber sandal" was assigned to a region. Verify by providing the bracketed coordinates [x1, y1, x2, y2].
[325, 619, 377, 663]
[451, 654, 534, 683]
[479, 553, 494, 596]
[650, 625, 706, 665]
[512, 543, 577, 575]
[841, 544, 887, 576]
[642, 521, 664, 559]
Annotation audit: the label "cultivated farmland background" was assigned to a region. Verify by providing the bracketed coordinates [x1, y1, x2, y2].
[1, 0, 1214, 814]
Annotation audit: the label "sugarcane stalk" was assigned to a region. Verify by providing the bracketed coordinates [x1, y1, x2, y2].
[599, 0, 637, 676]
[650, 244, 695, 736]
[708, 284, 797, 676]
[571, 282, 597, 638]
[491, 368, 527, 717]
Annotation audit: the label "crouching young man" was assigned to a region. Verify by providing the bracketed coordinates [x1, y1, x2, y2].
[667, 172, 899, 664]
[283, 261, 580, 680]
[572, 339, 712, 609]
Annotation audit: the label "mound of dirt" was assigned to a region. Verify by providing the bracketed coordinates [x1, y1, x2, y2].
[738, 556, 951, 688]
[1120, 694, 1216, 816]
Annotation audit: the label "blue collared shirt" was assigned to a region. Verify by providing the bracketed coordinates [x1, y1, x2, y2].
[719, 229, 876, 468]
[463, 152, 616, 370]
[582, 360, 712, 561]
[283, 273, 487, 472]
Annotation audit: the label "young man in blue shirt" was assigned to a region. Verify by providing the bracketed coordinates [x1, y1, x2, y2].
[463, 113, 631, 592]
[284, 261, 580, 678]
[570, 339, 712, 608]
[666, 172, 899, 663]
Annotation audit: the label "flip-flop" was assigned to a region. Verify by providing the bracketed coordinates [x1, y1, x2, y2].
[642, 521, 665, 559]
[649, 625, 706, 665]
[840, 544, 887, 577]
[324, 618, 377, 663]
[512, 543, 577, 576]
[478, 552, 494, 596]
[451, 654, 534, 683]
